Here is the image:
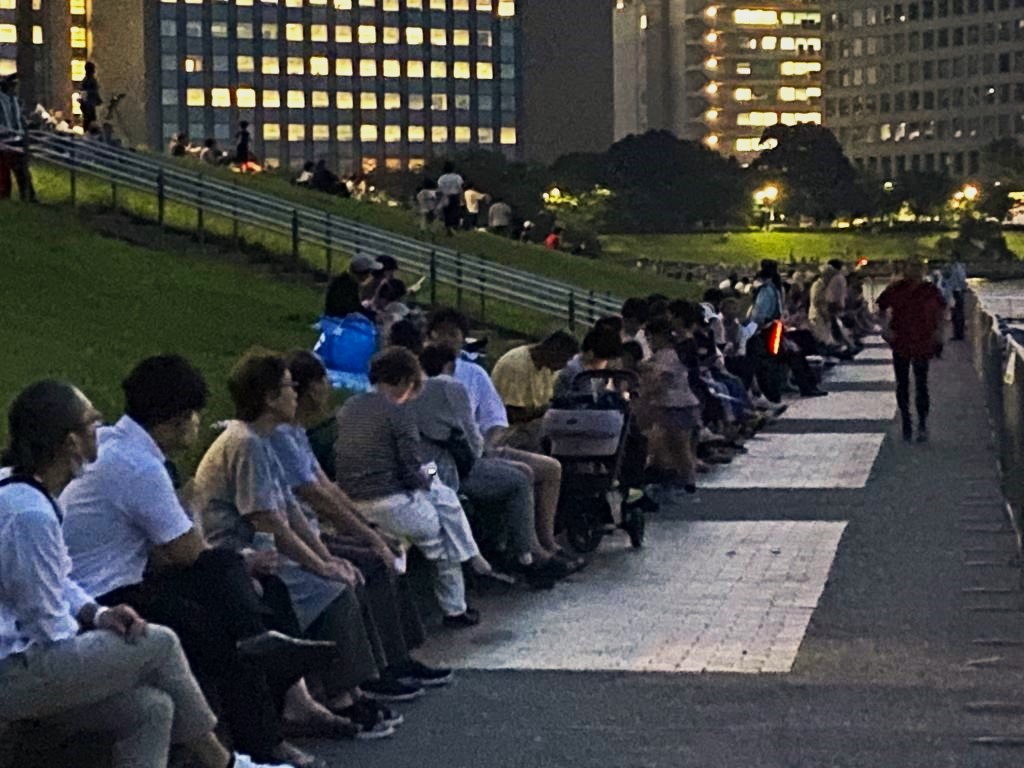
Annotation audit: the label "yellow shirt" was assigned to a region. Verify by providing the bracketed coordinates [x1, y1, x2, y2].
[491, 345, 558, 410]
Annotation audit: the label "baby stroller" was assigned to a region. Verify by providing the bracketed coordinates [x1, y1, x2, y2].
[541, 370, 645, 553]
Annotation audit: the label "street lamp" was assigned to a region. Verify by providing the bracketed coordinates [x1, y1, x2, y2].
[962, 184, 980, 202]
[754, 184, 780, 229]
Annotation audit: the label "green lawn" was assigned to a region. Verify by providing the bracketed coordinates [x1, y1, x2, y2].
[602, 231, 947, 267]
[0, 199, 323, 469]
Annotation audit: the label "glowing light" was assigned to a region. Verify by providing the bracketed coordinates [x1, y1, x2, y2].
[705, 82, 719, 95]
[963, 184, 979, 202]
[705, 31, 718, 43]
[705, 109, 719, 121]
[704, 134, 719, 147]
[767, 320, 784, 356]
[754, 185, 779, 205]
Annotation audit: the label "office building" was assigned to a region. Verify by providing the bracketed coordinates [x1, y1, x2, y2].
[822, 0, 1024, 179]
[612, 0, 823, 164]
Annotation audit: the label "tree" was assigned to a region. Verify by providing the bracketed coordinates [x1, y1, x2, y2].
[751, 124, 861, 223]
[893, 171, 959, 219]
[981, 137, 1024, 185]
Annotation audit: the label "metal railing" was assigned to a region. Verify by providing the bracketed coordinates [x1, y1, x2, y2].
[25, 130, 622, 329]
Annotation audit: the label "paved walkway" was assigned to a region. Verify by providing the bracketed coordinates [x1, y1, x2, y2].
[312, 337, 1024, 767]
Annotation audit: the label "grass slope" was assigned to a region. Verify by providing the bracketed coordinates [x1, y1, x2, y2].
[0, 200, 322, 468]
[602, 231, 946, 267]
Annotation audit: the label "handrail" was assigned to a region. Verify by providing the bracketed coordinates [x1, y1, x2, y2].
[27, 131, 622, 327]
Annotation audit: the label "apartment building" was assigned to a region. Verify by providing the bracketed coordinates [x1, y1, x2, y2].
[822, 0, 1024, 179]
[612, 0, 823, 164]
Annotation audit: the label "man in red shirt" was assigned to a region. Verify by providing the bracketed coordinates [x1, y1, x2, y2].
[544, 226, 563, 251]
[877, 258, 947, 443]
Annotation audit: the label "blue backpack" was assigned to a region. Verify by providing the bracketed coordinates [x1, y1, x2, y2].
[314, 313, 378, 392]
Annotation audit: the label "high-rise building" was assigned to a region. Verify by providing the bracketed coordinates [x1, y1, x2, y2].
[612, 0, 823, 164]
[821, 1, 1024, 180]
[91, 0, 522, 173]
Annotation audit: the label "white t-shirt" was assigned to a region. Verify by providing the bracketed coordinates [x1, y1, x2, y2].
[454, 357, 509, 436]
[61, 416, 193, 598]
[437, 172, 464, 197]
[464, 189, 488, 214]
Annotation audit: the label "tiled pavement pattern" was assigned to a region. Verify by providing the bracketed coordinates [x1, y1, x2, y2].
[420, 520, 846, 673]
[317, 335, 1024, 767]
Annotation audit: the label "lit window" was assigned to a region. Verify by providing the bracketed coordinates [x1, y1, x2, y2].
[289, 124, 306, 142]
[358, 25, 377, 43]
[453, 29, 470, 45]
[337, 91, 354, 108]
[238, 55, 255, 73]
[361, 92, 378, 109]
[360, 59, 378, 76]
[184, 55, 203, 73]
[734, 9, 778, 24]
[313, 124, 330, 141]
[384, 93, 401, 109]
[287, 90, 306, 108]
[382, 59, 401, 77]
[455, 125, 471, 143]
[70, 26, 87, 48]
[336, 59, 354, 76]
[311, 90, 330, 107]
[238, 23, 254, 39]
[430, 61, 447, 78]
[736, 62, 751, 75]
[263, 90, 281, 108]
[287, 57, 304, 74]
[383, 0, 399, 8]
[337, 125, 354, 141]
[186, 88, 205, 106]
[780, 61, 821, 76]
[70, 59, 86, 81]
[454, 0, 469, 8]
[453, 61, 471, 79]
[262, 24, 278, 39]
[407, 60, 424, 78]
[70, 0, 87, 13]
[32, 25, 43, 45]
[408, 125, 426, 141]
[431, 0, 446, 8]
[382, 27, 400, 44]
[477, 0, 492, 9]
[431, 94, 448, 110]
[361, 124, 379, 141]
[210, 88, 231, 107]
[359, 0, 375, 5]
[211, 22, 228, 38]
[261, 56, 280, 74]
[497, 0, 514, 16]
[406, 27, 424, 44]
[335, 25, 353, 42]
[335, 0, 354, 7]
[760, 36, 777, 50]
[409, 94, 425, 109]
[384, 125, 402, 143]
[310, 56, 330, 75]
[734, 87, 753, 101]
[781, 111, 821, 125]
[264, 123, 281, 140]
[478, 127, 494, 143]
[476, 61, 493, 79]
[237, 88, 257, 108]
[285, 23, 304, 41]
[311, 24, 328, 41]
[500, 126, 516, 144]
[432, 126, 449, 142]
[430, 29, 446, 45]
[407, 0, 422, 7]
[736, 111, 778, 127]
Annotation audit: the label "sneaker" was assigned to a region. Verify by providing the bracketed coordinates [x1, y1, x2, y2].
[442, 608, 481, 628]
[333, 700, 398, 740]
[347, 697, 405, 728]
[362, 676, 424, 703]
[394, 659, 454, 688]
[233, 753, 296, 768]
[354, 721, 397, 741]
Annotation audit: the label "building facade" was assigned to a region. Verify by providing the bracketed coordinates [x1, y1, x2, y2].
[822, 0, 1024, 180]
[612, 0, 822, 164]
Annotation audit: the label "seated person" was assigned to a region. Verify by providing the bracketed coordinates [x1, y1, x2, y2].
[427, 309, 581, 577]
[60, 356, 346, 766]
[552, 327, 624, 404]
[295, 161, 314, 186]
[0, 380, 283, 768]
[490, 331, 580, 452]
[277, 350, 451, 694]
[316, 273, 379, 392]
[333, 348, 488, 627]
[193, 351, 394, 739]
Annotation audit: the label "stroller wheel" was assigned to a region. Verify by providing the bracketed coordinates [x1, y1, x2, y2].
[623, 508, 645, 549]
[566, 507, 604, 554]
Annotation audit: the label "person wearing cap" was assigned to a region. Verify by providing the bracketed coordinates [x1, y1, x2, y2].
[343, 254, 383, 303]
[0, 73, 34, 202]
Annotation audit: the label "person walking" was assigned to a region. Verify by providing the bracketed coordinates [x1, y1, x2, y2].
[947, 257, 968, 341]
[877, 258, 947, 443]
[79, 62, 103, 132]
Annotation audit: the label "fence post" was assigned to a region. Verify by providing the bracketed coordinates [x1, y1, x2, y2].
[568, 291, 576, 333]
[69, 143, 76, 206]
[456, 252, 463, 310]
[429, 250, 437, 307]
[156, 169, 166, 229]
[325, 213, 333, 277]
[196, 173, 205, 248]
[478, 270, 486, 323]
[291, 209, 300, 269]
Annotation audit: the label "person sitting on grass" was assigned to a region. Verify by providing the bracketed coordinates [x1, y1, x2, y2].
[278, 350, 452, 696]
[0, 380, 288, 768]
[193, 350, 395, 740]
[60, 356, 345, 767]
[334, 347, 490, 628]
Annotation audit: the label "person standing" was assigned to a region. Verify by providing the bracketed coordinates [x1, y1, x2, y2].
[0, 73, 35, 202]
[235, 120, 253, 166]
[462, 183, 488, 230]
[436, 162, 464, 235]
[877, 258, 947, 443]
[79, 62, 102, 132]
[947, 257, 968, 341]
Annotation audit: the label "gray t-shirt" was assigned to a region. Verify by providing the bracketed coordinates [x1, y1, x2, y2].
[194, 420, 292, 551]
[406, 375, 483, 490]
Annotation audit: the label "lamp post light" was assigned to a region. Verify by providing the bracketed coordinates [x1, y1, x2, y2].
[754, 184, 780, 229]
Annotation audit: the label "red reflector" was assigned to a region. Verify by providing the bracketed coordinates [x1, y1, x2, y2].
[767, 320, 784, 356]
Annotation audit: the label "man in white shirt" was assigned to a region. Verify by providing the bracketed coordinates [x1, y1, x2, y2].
[0, 380, 284, 768]
[436, 161, 464, 234]
[462, 183, 489, 229]
[61, 356, 338, 766]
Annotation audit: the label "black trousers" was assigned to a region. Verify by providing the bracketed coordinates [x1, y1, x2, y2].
[893, 353, 930, 428]
[952, 290, 966, 340]
[100, 549, 293, 761]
